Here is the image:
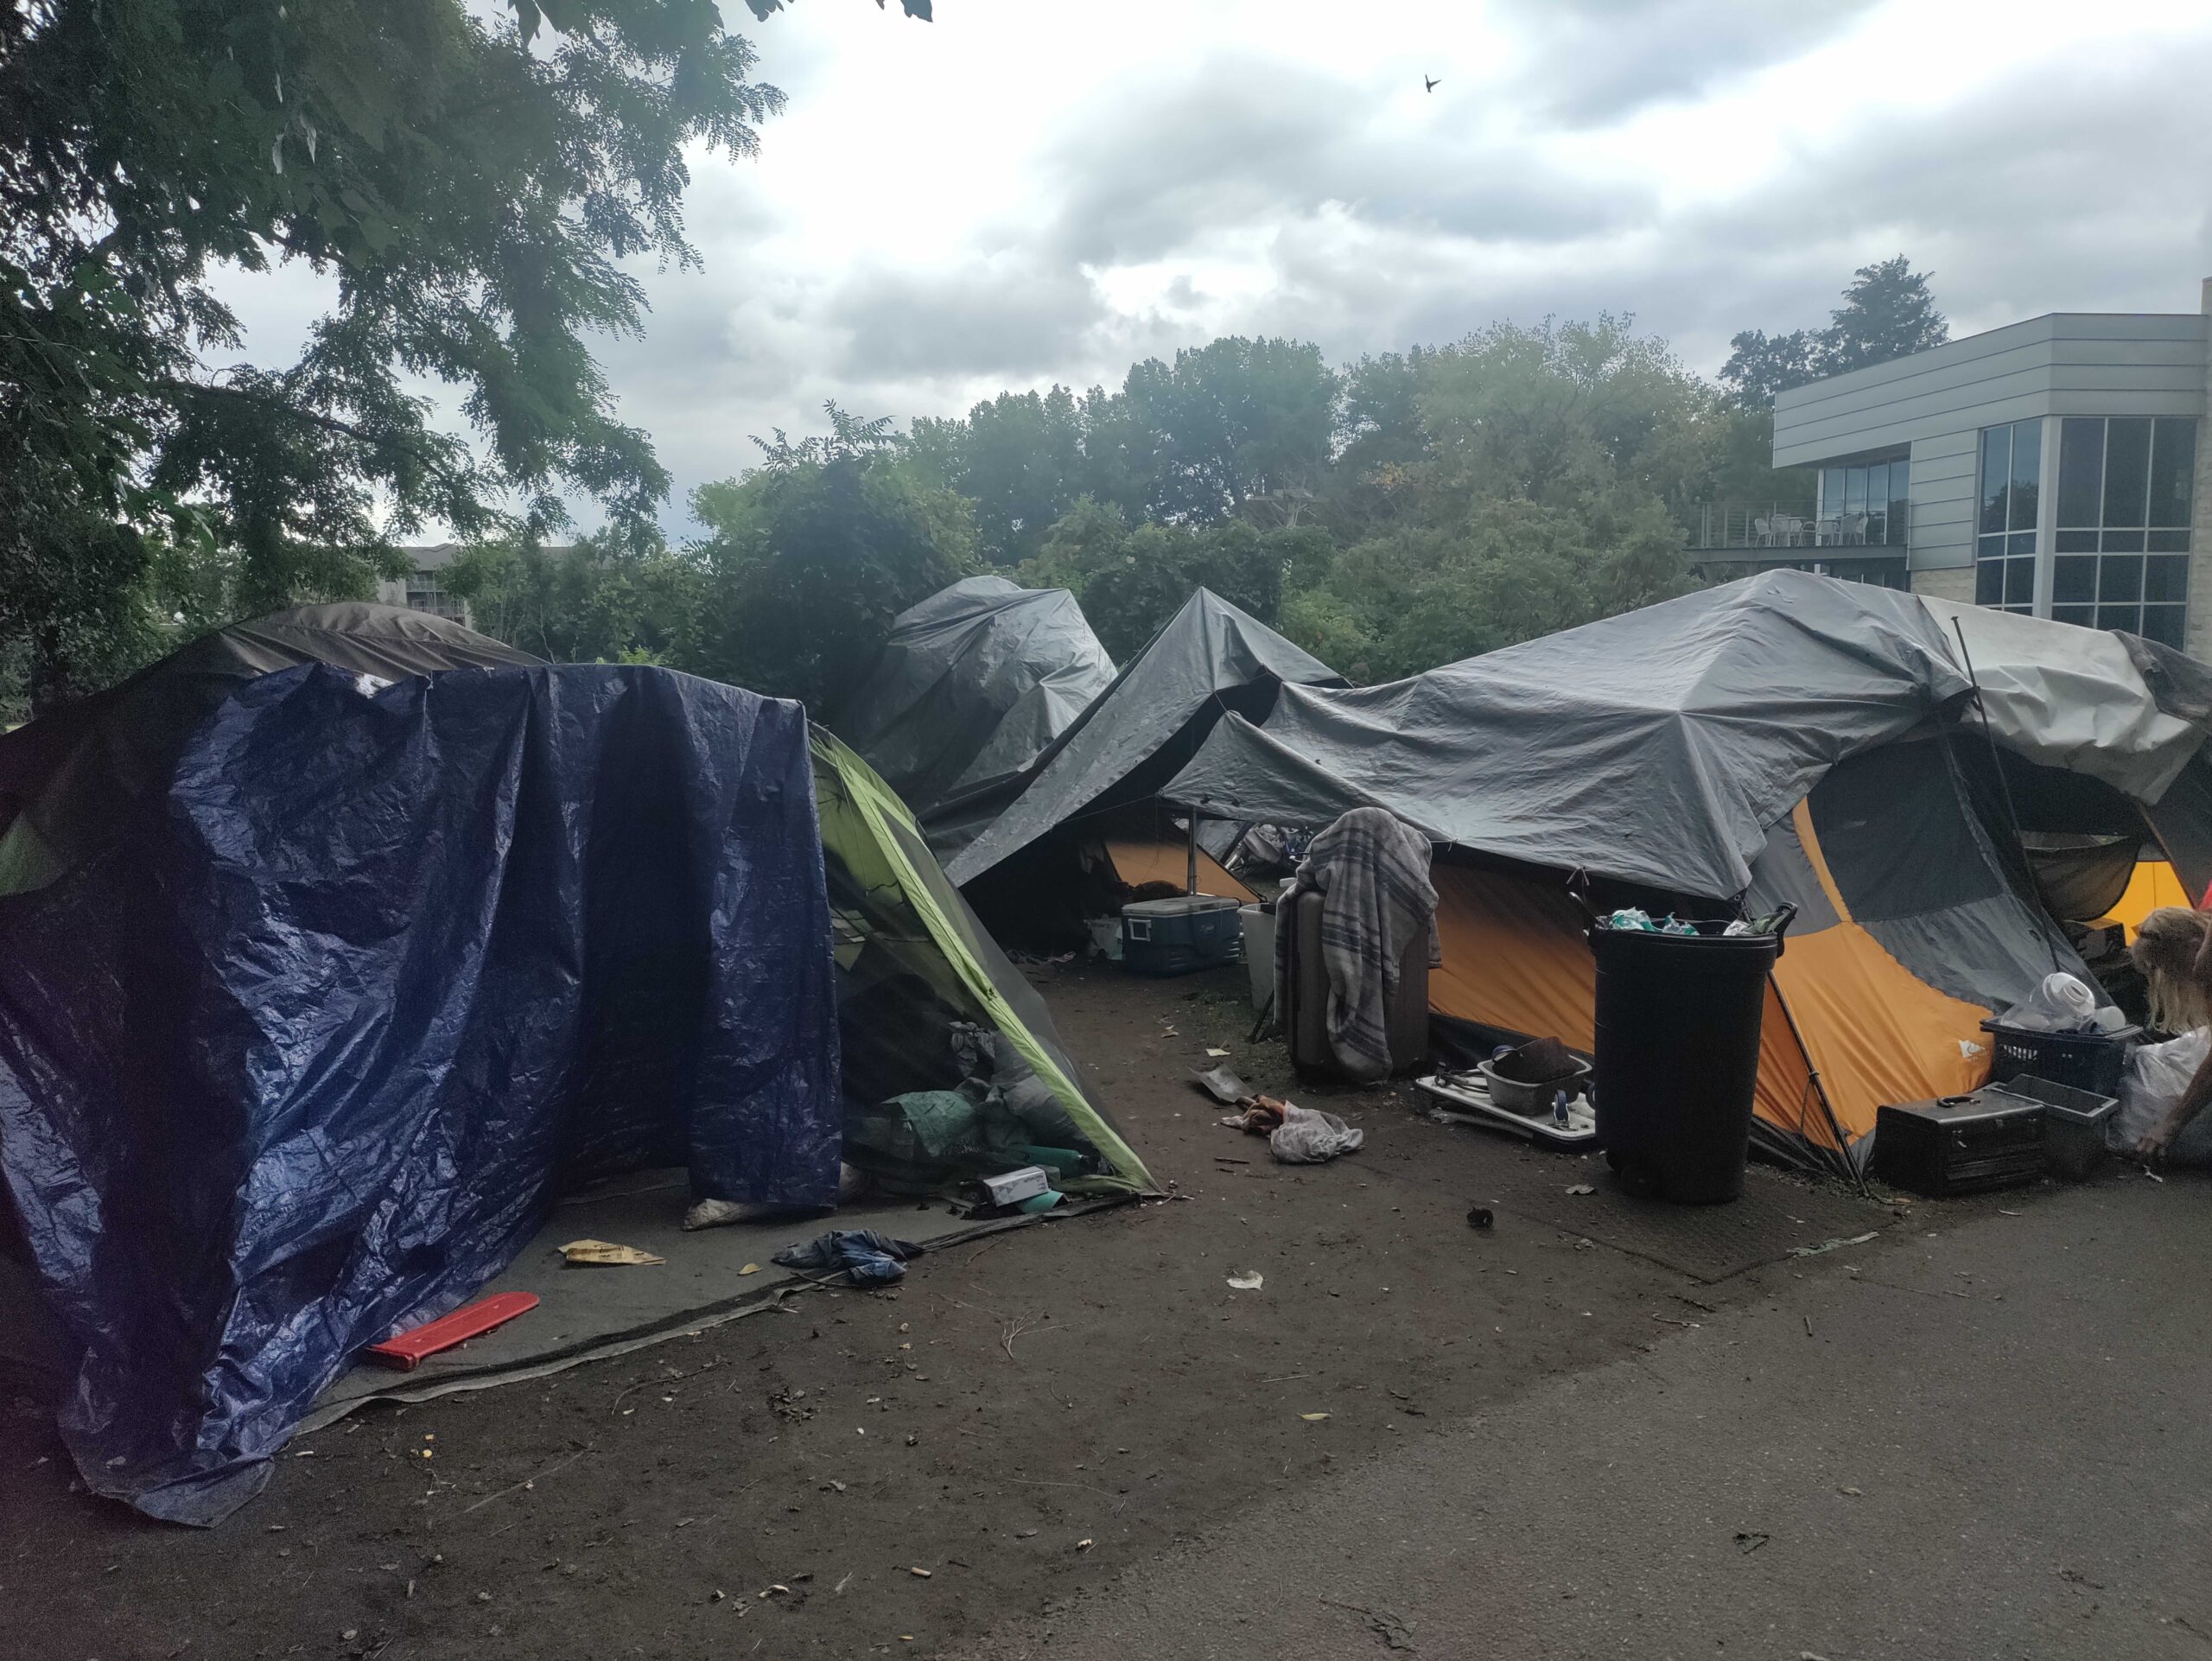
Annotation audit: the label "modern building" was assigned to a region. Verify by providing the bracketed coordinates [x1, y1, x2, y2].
[378, 544, 473, 627]
[1766, 283, 2210, 656]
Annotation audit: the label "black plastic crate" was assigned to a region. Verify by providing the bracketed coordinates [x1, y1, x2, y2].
[1874, 1086, 2047, 1198]
[1979, 1020, 2138, 1098]
[2000, 1073, 2120, 1181]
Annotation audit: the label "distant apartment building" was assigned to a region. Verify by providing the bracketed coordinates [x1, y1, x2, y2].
[1759, 283, 2209, 657]
[378, 544, 472, 627]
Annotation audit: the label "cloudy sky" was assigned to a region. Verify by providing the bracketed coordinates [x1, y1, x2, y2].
[229, 0, 2212, 531]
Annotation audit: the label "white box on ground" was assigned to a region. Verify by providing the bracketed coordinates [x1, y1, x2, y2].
[977, 1166, 1052, 1206]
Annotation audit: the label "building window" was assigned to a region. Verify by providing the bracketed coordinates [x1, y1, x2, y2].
[2050, 416, 2196, 647]
[404, 574, 469, 623]
[1974, 418, 2043, 615]
[1819, 458, 1910, 546]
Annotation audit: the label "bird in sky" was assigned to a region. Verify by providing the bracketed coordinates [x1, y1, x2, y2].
[1424, 74, 1440, 92]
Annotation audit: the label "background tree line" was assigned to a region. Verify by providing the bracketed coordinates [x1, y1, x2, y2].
[1, 0, 1947, 741]
[429, 257, 1945, 707]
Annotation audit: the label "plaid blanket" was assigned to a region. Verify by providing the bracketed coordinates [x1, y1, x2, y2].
[1274, 807, 1439, 1082]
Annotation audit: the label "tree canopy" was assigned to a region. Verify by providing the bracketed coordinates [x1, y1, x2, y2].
[0, 0, 924, 714]
[1721, 254, 1948, 409]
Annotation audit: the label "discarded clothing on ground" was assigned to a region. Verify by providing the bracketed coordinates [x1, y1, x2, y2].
[1217, 1095, 1363, 1163]
[1268, 1104, 1364, 1164]
[772, 1229, 927, 1286]
[1273, 807, 1440, 1083]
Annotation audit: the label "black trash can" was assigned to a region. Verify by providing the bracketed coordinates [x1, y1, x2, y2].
[1588, 914, 1790, 1203]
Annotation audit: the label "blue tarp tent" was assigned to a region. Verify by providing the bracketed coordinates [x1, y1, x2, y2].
[0, 661, 842, 1524]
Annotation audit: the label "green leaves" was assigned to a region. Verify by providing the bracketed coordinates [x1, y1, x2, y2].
[1, 0, 839, 711]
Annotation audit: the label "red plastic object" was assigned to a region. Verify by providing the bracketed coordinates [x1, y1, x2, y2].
[364, 1292, 540, 1371]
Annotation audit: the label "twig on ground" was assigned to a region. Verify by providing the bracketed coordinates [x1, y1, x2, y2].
[1001, 1314, 1043, 1362]
[458, 1448, 589, 1517]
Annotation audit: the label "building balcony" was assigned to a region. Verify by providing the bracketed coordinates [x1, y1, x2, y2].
[1685, 500, 1908, 553]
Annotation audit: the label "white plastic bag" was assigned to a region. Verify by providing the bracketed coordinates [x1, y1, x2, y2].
[1996, 972, 2101, 1034]
[2113, 1029, 2212, 1162]
[1269, 1104, 1364, 1164]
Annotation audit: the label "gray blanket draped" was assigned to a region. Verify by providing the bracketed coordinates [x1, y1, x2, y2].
[1274, 808, 1439, 1081]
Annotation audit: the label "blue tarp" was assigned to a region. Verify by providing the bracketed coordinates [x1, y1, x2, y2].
[0, 663, 842, 1524]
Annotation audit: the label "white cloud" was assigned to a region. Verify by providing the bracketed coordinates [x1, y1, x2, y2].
[207, 0, 2212, 532]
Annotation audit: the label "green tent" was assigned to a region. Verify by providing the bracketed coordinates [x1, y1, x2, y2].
[810, 728, 1153, 1195]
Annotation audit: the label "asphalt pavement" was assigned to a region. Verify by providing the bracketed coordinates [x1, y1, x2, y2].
[975, 1173, 2212, 1661]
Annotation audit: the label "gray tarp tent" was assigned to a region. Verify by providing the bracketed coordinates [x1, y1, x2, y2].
[1162, 570, 2212, 1175]
[832, 576, 1116, 824]
[944, 587, 1342, 890]
[1161, 575, 1971, 899]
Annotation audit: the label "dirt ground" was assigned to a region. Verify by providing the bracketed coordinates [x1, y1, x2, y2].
[3, 961, 1919, 1660]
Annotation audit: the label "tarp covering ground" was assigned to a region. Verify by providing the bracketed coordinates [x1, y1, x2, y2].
[0, 662, 842, 1524]
[832, 576, 1116, 822]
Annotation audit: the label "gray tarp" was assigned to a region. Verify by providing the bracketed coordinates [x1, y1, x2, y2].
[831, 576, 1116, 821]
[945, 589, 1341, 887]
[1923, 599, 2202, 804]
[1163, 572, 1972, 901]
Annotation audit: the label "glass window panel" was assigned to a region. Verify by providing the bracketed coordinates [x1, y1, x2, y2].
[2004, 604, 2036, 617]
[1888, 461, 1910, 546]
[2100, 554, 2144, 602]
[2103, 417, 2152, 527]
[1844, 467, 1868, 516]
[2056, 529, 2099, 552]
[1976, 555, 2005, 605]
[2101, 530, 2145, 554]
[2145, 554, 2190, 603]
[2004, 557, 2036, 605]
[2150, 417, 2196, 528]
[2053, 555, 2098, 604]
[2097, 604, 2142, 633]
[1822, 468, 1845, 518]
[2142, 605, 2187, 649]
[2148, 529, 2191, 553]
[2057, 417, 2105, 527]
[1980, 426, 2012, 536]
[2009, 417, 2042, 531]
[2052, 605, 2095, 628]
[2009, 531, 2038, 558]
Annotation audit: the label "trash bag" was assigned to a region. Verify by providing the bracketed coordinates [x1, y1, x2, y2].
[1269, 1104, 1364, 1164]
[1995, 972, 2103, 1034]
[2113, 1029, 2212, 1164]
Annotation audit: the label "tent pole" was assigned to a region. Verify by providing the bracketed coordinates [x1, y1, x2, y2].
[1186, 809, 1199, 895]
[1949, 617, 2066, 979]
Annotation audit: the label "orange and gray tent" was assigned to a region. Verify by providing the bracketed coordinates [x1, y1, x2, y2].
[1164, 570, 2212, 1178]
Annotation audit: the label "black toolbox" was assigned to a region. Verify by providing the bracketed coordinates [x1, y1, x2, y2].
[1873, 1085, 2048, 1197]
